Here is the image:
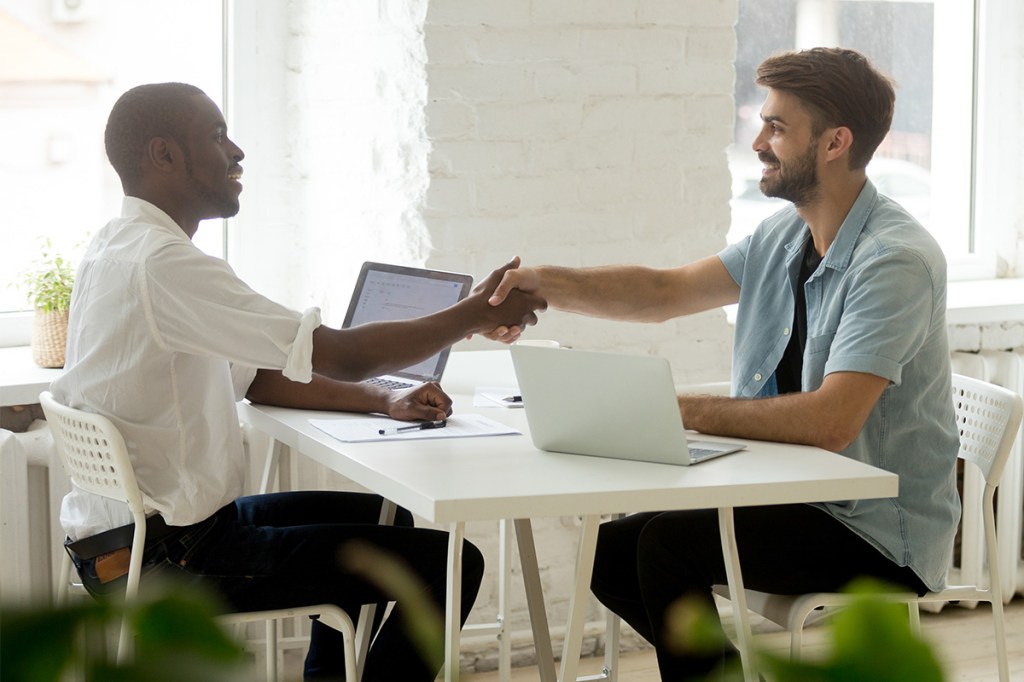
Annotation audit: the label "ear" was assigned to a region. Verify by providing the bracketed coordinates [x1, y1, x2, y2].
[822, 126, 854, 162]
[147, 137, 182, 175]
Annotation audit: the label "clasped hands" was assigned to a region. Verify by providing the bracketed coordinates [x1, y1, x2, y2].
[472, 256, 542, 344]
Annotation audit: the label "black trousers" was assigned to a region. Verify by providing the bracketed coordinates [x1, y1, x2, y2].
[590, 504, 927, 681]
[72, 491, 484, 682]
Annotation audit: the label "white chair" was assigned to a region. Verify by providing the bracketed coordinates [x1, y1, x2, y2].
[41, 391, 360, 680]
[713, 373, 1022, 682]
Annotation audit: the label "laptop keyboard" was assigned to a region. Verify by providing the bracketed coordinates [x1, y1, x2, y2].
[688, 447, 723, 462]
[364, 377, 414, 391]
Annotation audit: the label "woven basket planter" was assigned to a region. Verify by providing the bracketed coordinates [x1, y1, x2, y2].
[32, 308, 69, 368]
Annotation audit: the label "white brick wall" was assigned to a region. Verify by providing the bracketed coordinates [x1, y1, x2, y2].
[424, 1, 736, 388]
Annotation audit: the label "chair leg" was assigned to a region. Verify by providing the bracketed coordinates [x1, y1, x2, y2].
[789, 622, 803, 661]
[603, 608, 620, 681]
[315, 609, 360, 682]
[907, 601, 922, 635]
[265, 620, 278, 681]
[57, 552, 73, 607]
[992, 595, 1009, 682]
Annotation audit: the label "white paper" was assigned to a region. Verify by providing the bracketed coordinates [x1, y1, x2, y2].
[474, 386, 524, 408]
[309, 413, 521, 443]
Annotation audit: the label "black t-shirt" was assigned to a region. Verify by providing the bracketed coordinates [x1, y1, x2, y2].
[774, 237, 823, 395]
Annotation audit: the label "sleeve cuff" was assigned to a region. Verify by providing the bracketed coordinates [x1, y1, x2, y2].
[282, 307, 322, 383]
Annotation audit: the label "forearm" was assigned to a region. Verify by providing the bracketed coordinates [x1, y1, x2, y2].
[535, 256, 738, 322]
[310, 309, 475, 382]
[247, 369, 390, 413]
[679, 392, 859, 453]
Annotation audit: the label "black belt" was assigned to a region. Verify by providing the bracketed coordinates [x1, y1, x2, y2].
[65, 514, 180, 562]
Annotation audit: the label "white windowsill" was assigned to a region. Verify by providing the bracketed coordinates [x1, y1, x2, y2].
[946, 279, 1024, 325]
[0, 345, 62, 407]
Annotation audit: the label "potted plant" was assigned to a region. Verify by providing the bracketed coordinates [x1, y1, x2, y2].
[20, 240, 75, 368]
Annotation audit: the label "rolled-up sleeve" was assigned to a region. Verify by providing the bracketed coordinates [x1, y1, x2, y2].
[822, 248, 936, 386]
[139, 241, 322, 381]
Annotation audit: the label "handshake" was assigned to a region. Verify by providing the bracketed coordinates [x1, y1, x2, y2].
[467, 256, 545, 344]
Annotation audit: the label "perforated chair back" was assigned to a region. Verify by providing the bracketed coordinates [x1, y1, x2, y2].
[40, 390, 149, 661]
[41, 391, 362, 678]
[952, 373, 1023, 487]
[39, 391, 145, 517]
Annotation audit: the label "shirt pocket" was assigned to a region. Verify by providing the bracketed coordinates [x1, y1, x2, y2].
[804, 330, 837, 386]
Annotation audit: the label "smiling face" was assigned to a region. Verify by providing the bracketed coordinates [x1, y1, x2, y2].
[180, 94, 245, 219]
[752, 89, 822, 207]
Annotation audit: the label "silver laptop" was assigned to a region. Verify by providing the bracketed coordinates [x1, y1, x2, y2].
[510, 345, 746, 465]
[342, 262, 473, 390]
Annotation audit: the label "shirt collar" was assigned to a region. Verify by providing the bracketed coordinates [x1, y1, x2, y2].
[121, 196, 191, 242]
[821, 179, 878, 271]
[781, 179, 879, 272]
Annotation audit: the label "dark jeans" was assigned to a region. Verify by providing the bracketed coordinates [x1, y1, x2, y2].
[590, 503, 927, 681]
[72, 491, 484, 681]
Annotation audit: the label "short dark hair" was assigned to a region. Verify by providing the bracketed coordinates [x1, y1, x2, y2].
[756, 48, 895, 169]
[104, 82, 206, 188]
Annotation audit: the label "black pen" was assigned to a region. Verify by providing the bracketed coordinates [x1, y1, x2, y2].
[503, 395, 523, 403]
[378, 419, 447, 436]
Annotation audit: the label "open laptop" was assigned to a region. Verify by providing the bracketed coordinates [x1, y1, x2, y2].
[342, 261, 473, 390]
[510, 345, 746, 465]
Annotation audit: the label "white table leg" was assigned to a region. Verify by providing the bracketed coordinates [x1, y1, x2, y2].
[559, 514, 600, 682]
[498, 519, 513, 682]
[259, 439, 288, 494]
[445, 521, 466, 681]
[718, 507, 758, 682]
[513, 518, 557, 682]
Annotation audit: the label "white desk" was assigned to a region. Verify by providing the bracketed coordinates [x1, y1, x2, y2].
[237, 350, 898, 682]
[0, 346, 62, 407]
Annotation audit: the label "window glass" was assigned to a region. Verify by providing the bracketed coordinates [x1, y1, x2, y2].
[731, 0, 974, 259]
[0, 0, 223, 313]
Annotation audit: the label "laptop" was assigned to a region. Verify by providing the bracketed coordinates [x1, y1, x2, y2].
[510, 345, 746, 465]
[342, 261, 473, 390]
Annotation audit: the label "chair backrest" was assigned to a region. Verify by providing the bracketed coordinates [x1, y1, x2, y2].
[38, 391, 145, 515]
[950, 373, 1024, 486]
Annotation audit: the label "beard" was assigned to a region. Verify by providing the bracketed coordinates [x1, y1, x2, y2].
[192, 181, 241, 219]
[759, 142, 820, 206]
[184, 154, 241, 219]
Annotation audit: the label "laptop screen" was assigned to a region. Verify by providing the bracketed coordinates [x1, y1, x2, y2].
[341, 262, 473, 381]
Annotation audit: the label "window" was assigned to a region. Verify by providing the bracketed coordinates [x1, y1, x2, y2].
[0, 0, 225, 326]
[730, 0, 996, 279]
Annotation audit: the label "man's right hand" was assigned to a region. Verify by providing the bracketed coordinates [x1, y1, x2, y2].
[469, 258, 546, 342]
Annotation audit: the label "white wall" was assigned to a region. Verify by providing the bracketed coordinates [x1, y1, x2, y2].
[422, 0, 736, 379]
[231, 1, 433, 327]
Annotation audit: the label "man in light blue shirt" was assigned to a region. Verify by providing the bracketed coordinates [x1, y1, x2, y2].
[487, 47, 959, 679]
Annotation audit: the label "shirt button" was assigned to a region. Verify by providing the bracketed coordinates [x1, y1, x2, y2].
[754, 373, 762, 381]
[783, 327, 790, 335]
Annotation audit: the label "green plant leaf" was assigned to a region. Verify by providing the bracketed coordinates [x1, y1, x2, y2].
[17, 238, 76, 312]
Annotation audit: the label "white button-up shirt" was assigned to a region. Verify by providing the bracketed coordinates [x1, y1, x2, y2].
[53, 197, 321, 540]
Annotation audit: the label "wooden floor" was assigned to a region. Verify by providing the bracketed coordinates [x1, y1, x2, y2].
[464, 596, 1024, 681]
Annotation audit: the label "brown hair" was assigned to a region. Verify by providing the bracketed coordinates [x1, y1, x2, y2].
[104, 82, 206, 189]
[756, 48, 895, 169]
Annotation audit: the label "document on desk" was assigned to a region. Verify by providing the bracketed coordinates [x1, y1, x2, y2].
[309, 413, 521, 443]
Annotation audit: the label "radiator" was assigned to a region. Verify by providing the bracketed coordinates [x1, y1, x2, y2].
[0, 420, 67, 605]
[950, 350, 1024, 601]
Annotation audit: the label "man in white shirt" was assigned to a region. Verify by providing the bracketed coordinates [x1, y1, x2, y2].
[52, 82, 545, 681]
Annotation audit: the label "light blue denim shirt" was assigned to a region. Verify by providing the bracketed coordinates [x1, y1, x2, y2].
[718, 180, 960, 591]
